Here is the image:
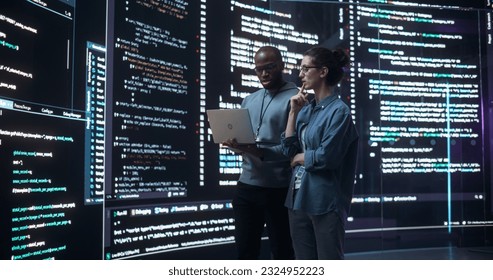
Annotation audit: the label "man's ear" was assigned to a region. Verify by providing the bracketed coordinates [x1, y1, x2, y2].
[320, 66, 328, 78]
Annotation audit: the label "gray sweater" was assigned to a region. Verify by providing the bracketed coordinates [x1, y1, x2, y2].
[238, 81, 298, 188]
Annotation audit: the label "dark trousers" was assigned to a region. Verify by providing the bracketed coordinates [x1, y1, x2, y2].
[288, 209, 345, 260]
[232, 182, 294, 260]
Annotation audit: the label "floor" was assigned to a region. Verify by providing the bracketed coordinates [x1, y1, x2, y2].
[144, 242, 493, 260]
[345, 246, 493, 260]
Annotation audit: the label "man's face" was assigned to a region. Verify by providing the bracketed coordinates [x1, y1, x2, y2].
[254, 51, 283, 90]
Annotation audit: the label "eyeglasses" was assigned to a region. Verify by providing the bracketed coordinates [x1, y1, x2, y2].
[298, 65, 321, 74]
[254, 62, 278, 73]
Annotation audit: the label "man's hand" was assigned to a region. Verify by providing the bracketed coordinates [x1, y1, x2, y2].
[221, 139, 263, 158]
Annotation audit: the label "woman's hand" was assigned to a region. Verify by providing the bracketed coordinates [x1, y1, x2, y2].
[285, 84, 308, 138]
[291, 153, 305, 167]
[290, 83, 309, 114]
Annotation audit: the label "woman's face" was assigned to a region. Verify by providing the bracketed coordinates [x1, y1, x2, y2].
[298, 56, 323, 90]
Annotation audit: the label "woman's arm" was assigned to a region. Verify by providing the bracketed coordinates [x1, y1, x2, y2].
[285, 83, 308, 138]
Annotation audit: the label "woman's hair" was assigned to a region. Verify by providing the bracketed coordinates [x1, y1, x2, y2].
[304, 46, 350, 86]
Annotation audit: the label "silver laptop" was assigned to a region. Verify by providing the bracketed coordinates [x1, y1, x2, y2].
[206, 108, 256, 144]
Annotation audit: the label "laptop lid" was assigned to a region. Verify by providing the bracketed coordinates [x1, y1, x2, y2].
[206, 108, 256, 144]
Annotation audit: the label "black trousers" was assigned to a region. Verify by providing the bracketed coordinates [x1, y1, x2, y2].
[232, 182, 294, 260]
[288, 209, 345, 260]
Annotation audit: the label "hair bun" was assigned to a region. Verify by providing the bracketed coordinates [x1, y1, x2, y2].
[333, 49, 350, 68]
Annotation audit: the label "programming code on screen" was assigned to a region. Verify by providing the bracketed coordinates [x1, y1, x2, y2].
[0, 0, 491, 259]
[0, 0, 102, 260]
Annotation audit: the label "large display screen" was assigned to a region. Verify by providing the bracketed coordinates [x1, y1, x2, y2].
[0, 0, 492, 260]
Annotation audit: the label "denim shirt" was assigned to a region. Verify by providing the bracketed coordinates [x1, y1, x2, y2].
[281, 94, 359, 221]
[238, 82, 299, 188]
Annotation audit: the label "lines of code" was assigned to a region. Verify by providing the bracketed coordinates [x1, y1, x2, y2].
[104, 0, 213, 258]
[84, 42, 106, 204]
[353, 4, 482, 174]
[106, 200, 234, 259]
[346, 2, 486, 230]
[0, 12, 35, 91]
[108, 0, 204, 199]
[6, 126, 81, 260]
[0, 1, 103, 259]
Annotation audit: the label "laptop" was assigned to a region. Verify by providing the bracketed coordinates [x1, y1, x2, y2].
[206, 108, 256, 144]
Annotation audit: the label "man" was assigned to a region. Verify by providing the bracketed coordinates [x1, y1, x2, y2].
[222, 46, 297, 259]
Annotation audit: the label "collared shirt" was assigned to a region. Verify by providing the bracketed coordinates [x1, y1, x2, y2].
[281, 94, 359, 220]
[238, 82, 299, 188]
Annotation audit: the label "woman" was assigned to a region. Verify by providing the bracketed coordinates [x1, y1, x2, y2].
[281, 46, 359, 259]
